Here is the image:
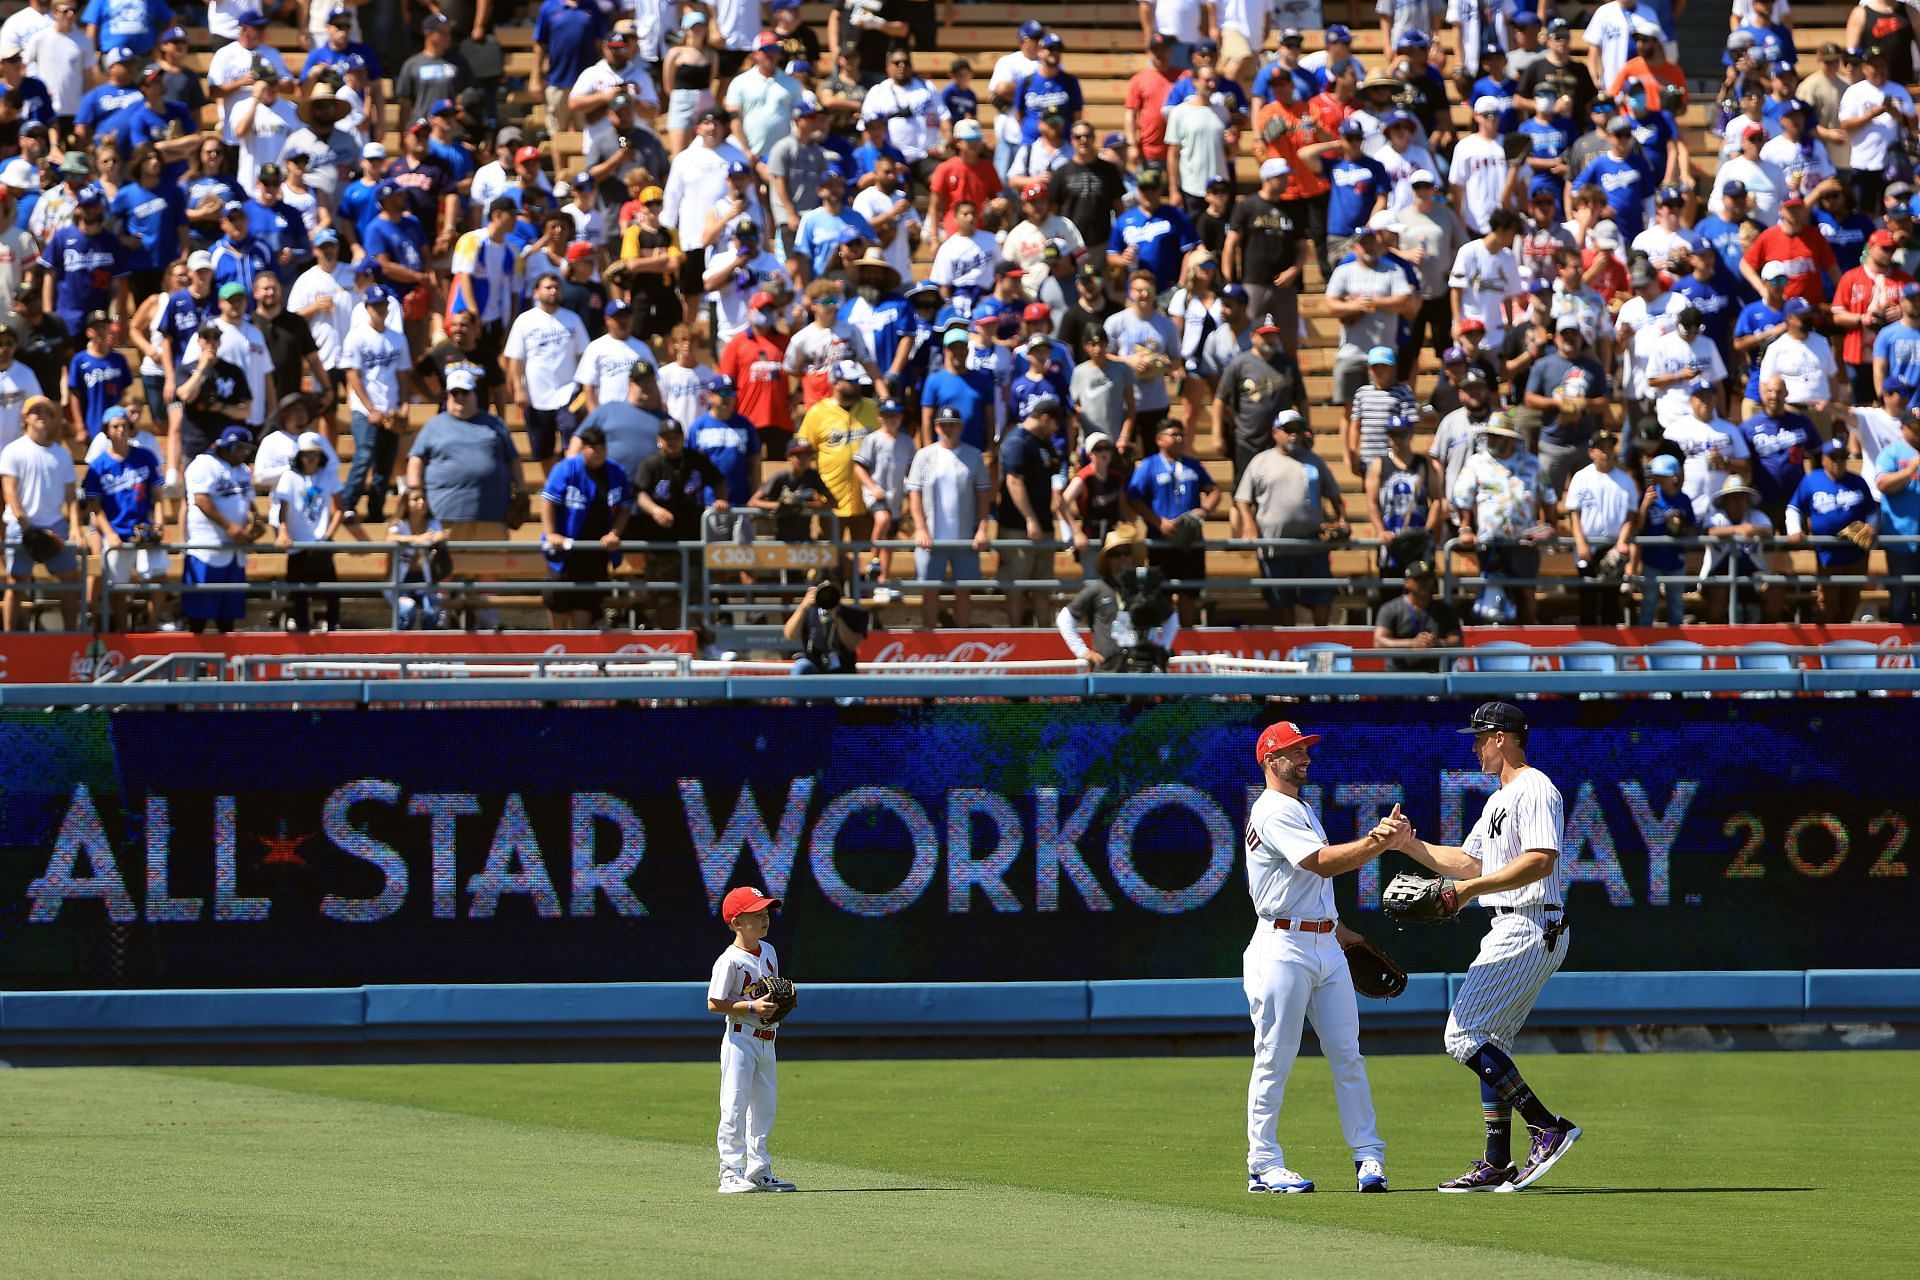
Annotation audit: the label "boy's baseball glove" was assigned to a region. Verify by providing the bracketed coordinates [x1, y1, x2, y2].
[20, 526, 62, 563]
[1838, 520, 1877, 551]
[1382, 872, 1462, 924]
[747, 976, 798, 1025]
[1344, 937, 1408, 999]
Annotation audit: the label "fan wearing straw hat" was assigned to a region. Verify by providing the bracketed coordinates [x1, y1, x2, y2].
[1699, 482, 1782, 623]
[1056, 524, 1178, 672]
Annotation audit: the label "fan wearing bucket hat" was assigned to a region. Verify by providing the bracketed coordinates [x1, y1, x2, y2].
[1697, 481, 1782, 623]
[1055, 522, 1167, 670]
[1450, 413, 1555, 625]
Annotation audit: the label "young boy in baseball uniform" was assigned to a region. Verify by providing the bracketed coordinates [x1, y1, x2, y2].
[1242, 720, 1400, 1194]
[1388, 701, 1582, 1192]
[707, 886, 797, 1194]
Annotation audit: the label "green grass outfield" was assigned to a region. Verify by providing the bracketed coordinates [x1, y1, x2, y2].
[1, 1052, 1909, 1278]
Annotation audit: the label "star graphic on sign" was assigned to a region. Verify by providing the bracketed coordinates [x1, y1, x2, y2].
[256, 821, 313, 869]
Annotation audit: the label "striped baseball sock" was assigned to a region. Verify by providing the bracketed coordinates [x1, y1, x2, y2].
[1480, 1079, 1514, 1167]
[1468, 1044, 1557, 1132]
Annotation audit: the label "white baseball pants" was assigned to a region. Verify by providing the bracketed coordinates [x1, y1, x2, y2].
[717, 1027, 779, 1179]
[1243, 925, 1385, 1175]
[1444, 908, 1571, 1063]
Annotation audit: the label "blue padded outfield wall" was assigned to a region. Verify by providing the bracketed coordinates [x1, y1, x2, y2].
[0, 700, 1915, 991]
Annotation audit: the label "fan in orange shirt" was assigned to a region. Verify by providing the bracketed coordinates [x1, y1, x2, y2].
[1607, 21, 1687, 108]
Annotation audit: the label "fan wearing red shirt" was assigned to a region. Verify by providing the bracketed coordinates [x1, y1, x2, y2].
[1306, 59, 1359, 141]
[1831, 230, 1915, 403]
[719, 291, 797, 458]
[1124, 35, 1181, 164]
[1741, 197, 1837, 305]
[927, 121, 1008, 240]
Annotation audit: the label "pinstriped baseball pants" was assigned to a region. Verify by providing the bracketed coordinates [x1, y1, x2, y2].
[1443, 909, 1571, 1063]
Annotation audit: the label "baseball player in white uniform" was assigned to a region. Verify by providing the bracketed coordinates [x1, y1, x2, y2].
[706, 885, 797, 1194]
[1387, 701, 1582, 1192]
[1242, 720, 1397, 1195]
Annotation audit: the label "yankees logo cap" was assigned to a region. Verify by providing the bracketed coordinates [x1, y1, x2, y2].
[721, 886, 783, 923]
[1255, 721, 1321, 763]
[1458, 701, 1528, 735]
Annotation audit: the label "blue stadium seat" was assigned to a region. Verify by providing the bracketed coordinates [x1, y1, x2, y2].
[1734, 643, 1796, 671]
[1470, 640, 1533, 672]
[1556, 641, 1619, 673]
[1819, 640, 1881, 670]
[1645, 639, 1707, 671]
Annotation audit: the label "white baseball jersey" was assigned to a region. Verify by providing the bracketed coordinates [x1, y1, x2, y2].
[1243, 789, 1336, 921]
[1463, 767, 1566, 909]
[708, 941, 783, 1031]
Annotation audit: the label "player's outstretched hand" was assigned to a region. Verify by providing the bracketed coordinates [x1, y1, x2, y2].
[1371, 803, 1411, 848]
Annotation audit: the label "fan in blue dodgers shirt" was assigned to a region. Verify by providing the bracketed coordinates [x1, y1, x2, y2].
[65, 309, 131, 441]
[81, 404, 166, 631]
[1731, 374, 1819, 524]
[1787, 435, 1877, 623]
[1571, 115, 1657, 242]
[540, 422, 633, 630]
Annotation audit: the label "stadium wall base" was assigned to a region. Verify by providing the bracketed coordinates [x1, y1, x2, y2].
[0, 974, 1914, 1065]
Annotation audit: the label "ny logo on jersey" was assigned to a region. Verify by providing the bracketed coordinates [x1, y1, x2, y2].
[1489, 809, 1507, 838]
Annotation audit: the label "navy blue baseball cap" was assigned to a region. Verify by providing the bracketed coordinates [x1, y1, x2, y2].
[708, 374, 737, 396]
[214, 426, 255, 450]
[1458, 701, 1528, 735]
[1018, 19, 1045, 40]
[1220, 282, 1248, 302]
[878, 397, 905, 415]
[1326, 23, 1352, 43]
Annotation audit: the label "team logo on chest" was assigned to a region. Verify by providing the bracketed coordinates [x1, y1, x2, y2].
[1489, 808, 1507, 838]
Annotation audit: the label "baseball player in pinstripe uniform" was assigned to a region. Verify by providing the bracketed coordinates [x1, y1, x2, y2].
[1386, 701, 1583, 1193]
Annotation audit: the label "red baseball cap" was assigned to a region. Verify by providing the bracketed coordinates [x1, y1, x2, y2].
[1871, 228, 1897, 248]
[749, 290, 775, 309]
[754, 29, 780, 51]
[1457, 317, 1487, 334]
[721, 885, 782, 923]
[514, 145, 542, 165]
[1255, 721, 1321, 763]
[1021, 179, 1050, 200]
[1782, 194, 1806, 207]
[1022, 301, 1052, 322]
[565, 241, 595, 261]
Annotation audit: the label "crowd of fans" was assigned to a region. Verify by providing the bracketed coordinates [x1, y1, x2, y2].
[0, 0, 1918, 643]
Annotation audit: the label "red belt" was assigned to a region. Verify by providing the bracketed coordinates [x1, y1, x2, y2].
[732, 1024, 776, 1041]
[1271, 918, 1335, 933]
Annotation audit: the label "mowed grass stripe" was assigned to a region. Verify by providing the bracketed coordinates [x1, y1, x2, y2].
[167, 1053, 1916, 1278]
[0, 1067, 1678, 1280]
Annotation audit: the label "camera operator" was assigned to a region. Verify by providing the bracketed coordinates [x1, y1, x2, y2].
[785, 574, 871, 674]
[1056, 525, 1179, 672]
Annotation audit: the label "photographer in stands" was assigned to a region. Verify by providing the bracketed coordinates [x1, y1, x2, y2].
[1057, 525, 1178, 673]
[785, 571, 869, 674]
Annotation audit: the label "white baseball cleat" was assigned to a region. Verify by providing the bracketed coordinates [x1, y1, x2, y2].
[718, 1173, 757, 1194]
[750, 1170, 797, 1192]
[1355, 1158, 1388, 1193]
[1248, 1167, 1315, 1194]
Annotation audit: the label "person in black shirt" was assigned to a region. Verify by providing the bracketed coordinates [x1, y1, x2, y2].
[1193, 176, 1233, 256]
[251, 273, 331, 419]
[1517, 20, 1596, 125]
[749, 435, 833, 542]
[785, 574, 870, 674]
[559, 244, 609, 339]
[1050, 123, 1126, 269]
[1373, 559, 1463, 672]
[1056, 263, 1120, 359]
[6, 285, 70, 402]
[176, 324, 253, 463]
[1225, 160, 1312, 353]
[632, 418, 726, 613]
[418, 310, 505, 414]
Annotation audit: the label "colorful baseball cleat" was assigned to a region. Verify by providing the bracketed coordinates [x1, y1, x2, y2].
[749, 1170, 797, 1192]
[1510, 1120, 1582, 1190]
[1355, 1159, 1388, 1193]
[718, 1173, 757, 1194]
[1437, 1160, 1518, 1193]
[1248, 1167, 1316, 1194]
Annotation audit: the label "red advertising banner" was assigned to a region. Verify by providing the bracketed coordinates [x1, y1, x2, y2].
[0, 632, 699, 684]
[859, 626, 1920, 670]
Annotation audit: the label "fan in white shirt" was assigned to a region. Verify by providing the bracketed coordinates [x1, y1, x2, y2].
[1448, 220, 1527, 345]
[1663, 385, 1753, 521]
[287, 239, 366, 372]
[1756, 301, 1837, 408]
[1450, 101, 1520, 235]
[1645, 311, 1728, 429]
[1839, 62, 1915, 178]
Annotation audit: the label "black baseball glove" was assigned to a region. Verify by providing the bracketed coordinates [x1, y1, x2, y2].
[20, 526, 62, 564]
[1382, 871, 1462, 924]
[1344, 936, 1408, 1000]
[746, 975, 798, 1026]
[1503, 133, 1534, 165]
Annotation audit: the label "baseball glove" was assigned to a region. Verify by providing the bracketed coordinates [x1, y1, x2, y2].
[1382, 871, 1462, 924]
[1133, 351, 1174, 380]
[1344, 937, 1408, 1000]
[20, 525, 62, 564]
[746, 975, 798, 1026]
[1502, 133, 1534, 165]
[1595, 548, 1629, 583]
[1838, 520, 1877, 551]
[1166, 509, 1206, 550]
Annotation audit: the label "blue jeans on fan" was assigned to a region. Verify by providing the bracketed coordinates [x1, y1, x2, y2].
[1638, 569, 1686, 625]
[344, 411, 398, 521]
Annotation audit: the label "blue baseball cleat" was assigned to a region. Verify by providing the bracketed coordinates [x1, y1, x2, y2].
[1355, 1158, 1388, 1193]
[1248, 1167, 1315, 1194]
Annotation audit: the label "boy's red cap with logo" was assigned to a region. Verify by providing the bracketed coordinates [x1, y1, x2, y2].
[1255, 721, 1321, 762]
[722, 886, 783, 923]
